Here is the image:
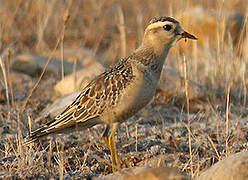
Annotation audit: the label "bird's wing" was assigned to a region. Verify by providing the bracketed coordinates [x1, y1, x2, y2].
[24, 57, 134, 143]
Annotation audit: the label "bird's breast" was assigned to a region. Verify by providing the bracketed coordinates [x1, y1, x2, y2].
[100, 64, 160, 124]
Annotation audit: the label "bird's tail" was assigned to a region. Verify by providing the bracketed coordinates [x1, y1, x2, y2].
[23, 126, 52, 145]
[23, 117, 101, 145]
[23, 105, 76, 145]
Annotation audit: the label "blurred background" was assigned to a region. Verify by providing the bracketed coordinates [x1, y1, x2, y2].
[0, 0, 247, 95]
[0, 0, 247, 178]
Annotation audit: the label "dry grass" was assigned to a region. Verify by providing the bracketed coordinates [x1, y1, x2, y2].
[0, 0, 247, 179]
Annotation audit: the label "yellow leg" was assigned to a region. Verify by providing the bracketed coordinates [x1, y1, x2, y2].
[102, 123, 120, 172]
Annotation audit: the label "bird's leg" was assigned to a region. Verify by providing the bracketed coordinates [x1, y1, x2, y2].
[102, 123, 120, 172]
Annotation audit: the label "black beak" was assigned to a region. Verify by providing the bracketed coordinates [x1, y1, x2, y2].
[181, 31, 197, 40]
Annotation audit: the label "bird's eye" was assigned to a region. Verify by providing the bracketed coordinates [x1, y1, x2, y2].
[163, 25, 172, 31]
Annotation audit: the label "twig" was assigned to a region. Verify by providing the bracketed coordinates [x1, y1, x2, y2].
[22, 37, 60, 112]
[207, 135, 220, 160]
[60, 0, 71, 80]
[183, 55, 193, 176]
[28, 115, 32, 135]
[22, 2, 71, 112]
[225, 85, 231, 156]
[55, 140, 65, 180]
[125, 124, 130, 139]
[0, 56, 10, 120]
[117, 5, 126, 57]
[135, 124, 138, 152]
[6, 49, 15, 108]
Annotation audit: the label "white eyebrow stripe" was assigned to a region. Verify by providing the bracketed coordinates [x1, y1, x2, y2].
[146, 21, 174, 31]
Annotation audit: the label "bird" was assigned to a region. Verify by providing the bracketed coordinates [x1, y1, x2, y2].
[24, 16, 197, 171]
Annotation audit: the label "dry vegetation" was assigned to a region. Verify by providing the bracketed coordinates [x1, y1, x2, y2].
[0, 0, 247, 179]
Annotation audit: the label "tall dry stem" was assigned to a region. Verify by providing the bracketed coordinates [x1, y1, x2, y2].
[6, 50, 15, 108]
[36, 0, 56, 52]
[225, 85, 231, 156]
[22, 6, 71, 112]
[183, 55, 193, 177]
[0, 56, 10, 121]
[117, 5, 126, 57]
[60, 0, 72, 80]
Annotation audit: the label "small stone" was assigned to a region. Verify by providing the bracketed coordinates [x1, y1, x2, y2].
[11, 53, 82, 76]
[150, 145, 161, 155]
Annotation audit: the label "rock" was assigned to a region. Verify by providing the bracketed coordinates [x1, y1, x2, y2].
[11, 53, 82, 76]
[158, 66, 208, 112]
[196, 151, 248, 180]
[125, 167, 189, 180]
[94, 166, 189, 180]
[0, 72, 32, 103]
[94, 166, 149, 180]
[54, 61, 105, 96]
[44, 46, 99, 67]
[159, 66, 206, 98]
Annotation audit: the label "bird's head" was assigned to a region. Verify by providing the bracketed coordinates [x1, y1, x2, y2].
[142, 16, 197, 51]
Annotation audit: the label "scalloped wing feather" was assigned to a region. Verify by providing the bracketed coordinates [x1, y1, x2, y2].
[25, 57, 135, 143]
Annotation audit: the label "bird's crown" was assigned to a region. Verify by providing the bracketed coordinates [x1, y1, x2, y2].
[149, 16, 179, 25]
